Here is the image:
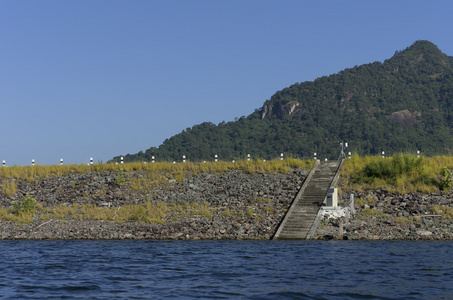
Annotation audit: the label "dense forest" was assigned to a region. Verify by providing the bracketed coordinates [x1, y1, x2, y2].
[111, 40, 453, 163]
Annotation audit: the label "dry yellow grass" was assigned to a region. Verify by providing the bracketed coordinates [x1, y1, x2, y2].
[0, 201, 220, 224]
[1, 180, 17, 197]
[0, 158, 313, 181]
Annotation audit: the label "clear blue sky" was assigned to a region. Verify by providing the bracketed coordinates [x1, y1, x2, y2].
[1, 0, 452, 165]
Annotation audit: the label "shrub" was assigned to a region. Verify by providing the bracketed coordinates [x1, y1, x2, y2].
[11, 195, 37, 214]
[115, 168, 126, 185]
[361, 153, 423, 180]
[439, 167, 453, 191]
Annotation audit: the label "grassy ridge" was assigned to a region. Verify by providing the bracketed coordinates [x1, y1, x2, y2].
[0, 158, 313, 224]
[0, 158, 314, 180]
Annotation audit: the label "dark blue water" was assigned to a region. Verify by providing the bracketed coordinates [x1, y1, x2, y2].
[0, 241, 452, 299]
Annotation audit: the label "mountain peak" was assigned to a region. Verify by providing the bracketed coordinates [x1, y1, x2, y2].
[409, 40, 439, 50]
[388, 40, 450, 70]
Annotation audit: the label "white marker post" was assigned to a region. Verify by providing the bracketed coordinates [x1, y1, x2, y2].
[60, 158, 63, 165]
[417, 150, 420, 158]
[314, 152, 317, 160]
[121, 156, 124, 164]
[182, 155, 186, 163]
[90, 157, 93, 165]
[247, 154, 251, 161]
[2, 160, 5, 167]
[350, 194, 355, 214]
[280, 153, 284, 160]
[382, 151, 385, 158]
[152, 156, 155, 163]
[348, 152, 351, 159]
[32, 159, 35, 166]
[214, 154, 218, 162]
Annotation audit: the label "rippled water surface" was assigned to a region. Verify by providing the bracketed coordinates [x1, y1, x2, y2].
[0, 240, 452, 299]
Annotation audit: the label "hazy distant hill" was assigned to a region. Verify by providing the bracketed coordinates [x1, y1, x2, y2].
[112, 40, 453, 163]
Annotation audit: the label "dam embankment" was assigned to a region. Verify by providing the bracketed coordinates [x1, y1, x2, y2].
[0, 168, 306, 240]
[1, 166, 453, 240]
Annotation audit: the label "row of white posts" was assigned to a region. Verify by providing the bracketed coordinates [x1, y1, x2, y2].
[2, 158, 84, 167]
[170, 153, 285, 164]
[380, 150, 421, 158]
[113, 153, 286, 165]
[0, 150, 424, 167]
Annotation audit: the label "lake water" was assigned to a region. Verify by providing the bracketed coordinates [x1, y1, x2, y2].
[0, 240, 452, 299]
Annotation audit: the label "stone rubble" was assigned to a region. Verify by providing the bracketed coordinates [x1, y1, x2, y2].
[314, 187, 453, 240]
[0, 169, 305, 240]
[2, 170, 453, 240]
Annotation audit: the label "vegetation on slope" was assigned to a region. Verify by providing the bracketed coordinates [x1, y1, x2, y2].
[341, 154, 453, 194]
[112, 40, 453, 163]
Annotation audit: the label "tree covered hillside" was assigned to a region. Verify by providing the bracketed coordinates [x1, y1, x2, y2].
[112, 41, 453, 163]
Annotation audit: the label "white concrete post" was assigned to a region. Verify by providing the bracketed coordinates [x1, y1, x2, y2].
[417, 150, 420, 158]
[247, 154, 251, 161]
[182, 155, 186, 163]
[326, 188, 338, 208]
[90, 157, 93, 165]
[60, 158, 63, 165]
[32, 159, 35, 166]
[152, 156, 155, 163]
[345, 208, 349, 228]
[280, 153, 284, 160]
[382, 151, 385, 158]
[350, 194, 355, 214]
[120, 156, 124, 164]
[2, 160, 5, 167]
[314, 152, 317, 160]
[214, 154, 218, 162]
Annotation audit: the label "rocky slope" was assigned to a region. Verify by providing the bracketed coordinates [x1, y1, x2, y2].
[314, 187, 453, 240]
[0, 169, 306, 240]
[2, 169, 453, 240]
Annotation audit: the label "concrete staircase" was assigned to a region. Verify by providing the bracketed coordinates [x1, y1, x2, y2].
[273, 160, 341, 240]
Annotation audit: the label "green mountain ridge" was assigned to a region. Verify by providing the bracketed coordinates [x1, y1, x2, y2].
[112, 40, 453, 163]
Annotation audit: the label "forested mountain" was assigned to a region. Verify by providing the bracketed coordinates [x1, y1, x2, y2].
[112, 41, 453, 163]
